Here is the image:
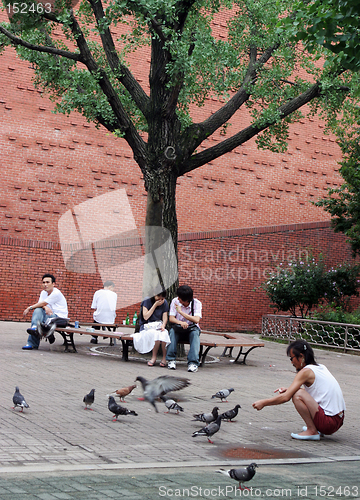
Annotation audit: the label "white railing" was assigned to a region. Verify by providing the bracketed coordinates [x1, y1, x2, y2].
[262, 314, 360, 353]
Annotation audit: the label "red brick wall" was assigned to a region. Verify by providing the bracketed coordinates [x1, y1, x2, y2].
[1, 221, 356, 332]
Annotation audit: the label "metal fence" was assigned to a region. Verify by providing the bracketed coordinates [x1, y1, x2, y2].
[262, 314, 360, 353]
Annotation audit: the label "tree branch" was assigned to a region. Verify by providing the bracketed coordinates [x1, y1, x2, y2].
[0, 25, 82, 61]
[87, 0, 150, 119]
[182, 81, 322, 174]
[180, 43, 279, 157]
[66, 10, 147, 167]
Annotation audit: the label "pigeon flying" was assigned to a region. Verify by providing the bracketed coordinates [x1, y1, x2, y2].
[12, 386, 30, 412]
[107, 384, 136, 402]
[37, 320, 56, 339]
[220, 404, 241, 422]
[192, 406, 219, 423]
[211, 388, 234, 402]
[192, 415, 222, 444]
[160, 396, 184, 414]
[136, 375, 190, 413]
[108, 396, 138, 421]
[83, 388, 95, 410]
[217, 463, 258, 490]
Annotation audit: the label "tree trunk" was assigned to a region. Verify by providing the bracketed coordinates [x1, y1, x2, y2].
[142, 169, 179, 302]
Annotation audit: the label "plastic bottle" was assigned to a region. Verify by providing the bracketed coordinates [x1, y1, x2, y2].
[125, 312, 130, 325]
[132, 311, 138, 325]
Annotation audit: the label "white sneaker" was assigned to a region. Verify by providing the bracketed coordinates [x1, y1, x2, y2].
[168, 360, 176, 370]
[188, 363, 198, 373]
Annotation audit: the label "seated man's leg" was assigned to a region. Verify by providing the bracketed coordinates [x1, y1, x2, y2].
[166, 327, 179, 361]
[25, 308, 47, 348]
[187, 325, 201, 367]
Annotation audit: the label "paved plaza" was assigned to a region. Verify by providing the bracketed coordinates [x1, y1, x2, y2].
[0, 321, 359, 499]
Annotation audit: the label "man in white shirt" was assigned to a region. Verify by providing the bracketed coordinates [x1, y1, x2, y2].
[90, 281, 118, 344]
[166, 285, 202, 373]
[23, 273, 68, 350]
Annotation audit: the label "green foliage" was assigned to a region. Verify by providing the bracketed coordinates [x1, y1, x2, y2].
[312, 305, 360, 325]
[323, 262, 360, 310]
[260, 255, 328, 317]
[290, 0, 360, 71]
[315, 130, 360, 255]
[260, 255, 360, 317]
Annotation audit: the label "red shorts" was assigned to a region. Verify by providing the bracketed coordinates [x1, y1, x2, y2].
[314, 406, 344, 435]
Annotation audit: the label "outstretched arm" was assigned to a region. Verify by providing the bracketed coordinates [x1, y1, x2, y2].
[252, 369, 314, 411]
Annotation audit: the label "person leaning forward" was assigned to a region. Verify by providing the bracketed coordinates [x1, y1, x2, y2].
[22, 273, 68, 350]
[166, 285, 202, 373]
[252, 339, 345, 440]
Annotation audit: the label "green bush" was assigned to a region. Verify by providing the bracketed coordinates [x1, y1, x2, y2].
[260, 254, 360, 318]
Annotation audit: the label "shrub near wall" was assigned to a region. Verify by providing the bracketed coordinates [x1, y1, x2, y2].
[1, 221, 358, 332]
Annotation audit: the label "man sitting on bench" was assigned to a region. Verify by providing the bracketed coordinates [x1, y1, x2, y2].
[90, 280, 118, 344]
[166, 285, 202, 373]
[22, 273, 68, 350]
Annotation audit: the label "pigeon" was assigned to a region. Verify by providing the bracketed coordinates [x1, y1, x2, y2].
[36, 321, 56, 344]
[160, 396, 184, 414]
[37, 319, 56, 339]
[217, 463, 258, 490]
[211, 388, 234, 402]
[192, 415, 222, 444]
[220, 404, 241, 422]
[192, 406, 219, 423]
[83, 388, 95, 410]
[12, 386, 29, 412]
[135, 375, 190, 413]
[108, 396, 138, 421]
[107, 384, 136, 402]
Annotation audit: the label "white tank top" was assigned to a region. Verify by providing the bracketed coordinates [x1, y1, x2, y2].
[304, 364, 346, 416]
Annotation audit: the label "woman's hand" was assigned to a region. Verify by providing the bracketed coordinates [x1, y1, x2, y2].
[274, 387, 287, 394]
[252, 400, 266, 411]
[154, 298, 165, 308]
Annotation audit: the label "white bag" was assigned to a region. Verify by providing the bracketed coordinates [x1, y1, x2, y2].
[144, 321, 162, 330]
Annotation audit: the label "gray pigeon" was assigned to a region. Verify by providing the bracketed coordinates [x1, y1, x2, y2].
[108, 396, 138, 421]
[83, 388, 95, 410]
[136, 375, 190, 413]
[220, 404, 241, 422]
[160, 396, 184, 414]
[217, 463, 258, 490]
[12, 386, 29, 412]
[37, 320, 56, 339]
[211, 388, 234, 402]
[192, 406, 219, 423]
[192, 415, 222, 443]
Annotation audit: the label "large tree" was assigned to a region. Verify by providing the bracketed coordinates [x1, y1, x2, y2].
[1, 0, 359, 292]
